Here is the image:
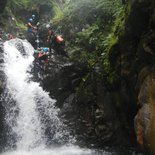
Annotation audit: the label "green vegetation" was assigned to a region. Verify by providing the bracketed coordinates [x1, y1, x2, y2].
[61, 0, 125, 86]
[49, 0, 127, 103]
[52, 1, 64, 21]
[3, 0, 63, 33]
[16, 20, 27, 31]
[6, 0, 54, 11]
[4, 0, 126, 89]
[6, 0, 29, 11]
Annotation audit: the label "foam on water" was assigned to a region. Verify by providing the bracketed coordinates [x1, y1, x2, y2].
[1, 145, 115, 155]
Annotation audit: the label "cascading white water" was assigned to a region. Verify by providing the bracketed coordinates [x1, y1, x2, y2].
[1, 38, 126, 155]
[2, 39, 72, 150]
[3, 39, 44, 150]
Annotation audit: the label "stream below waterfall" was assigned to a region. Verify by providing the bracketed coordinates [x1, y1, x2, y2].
[0, 39, 143, 155]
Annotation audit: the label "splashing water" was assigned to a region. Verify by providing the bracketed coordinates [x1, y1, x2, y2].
[2, 39, 73, 150]
[0, 39, 143, 155]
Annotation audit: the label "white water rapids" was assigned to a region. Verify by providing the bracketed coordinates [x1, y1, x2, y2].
[0, 38, 140, 155]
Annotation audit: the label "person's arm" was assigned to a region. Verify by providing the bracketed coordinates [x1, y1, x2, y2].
[47, 30, 52, 42]
[47, 35, 50, 42]
[28, 22, 36, 29]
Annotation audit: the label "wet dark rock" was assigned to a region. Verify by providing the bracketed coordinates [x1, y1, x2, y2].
[135, 67, 155, 154]
[0, 39, 7, 152]
[7, 38, 27, 56]
[38, 52, 135, 147]
[107, 0, 155, 154]
[0, 0, 7, 14]
[39, 55, 88, 108]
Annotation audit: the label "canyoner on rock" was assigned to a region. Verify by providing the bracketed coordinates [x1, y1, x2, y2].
[26, 16, 68, 58]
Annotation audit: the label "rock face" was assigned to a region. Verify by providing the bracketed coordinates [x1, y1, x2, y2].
[37, 0, 155, 148]
[0, 41, 7, 151]
[135, 68, 155, 154]
[108, 0, 155, 154]
[49, 0, 155, 149]
[134, 66, 155, 154]
[39, 53, 136, 147]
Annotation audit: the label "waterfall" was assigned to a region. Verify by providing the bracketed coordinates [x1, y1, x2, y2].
[2, 39, 72, 151]
[3, 39, 43, 150]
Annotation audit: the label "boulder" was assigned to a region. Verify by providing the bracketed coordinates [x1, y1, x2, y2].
[135, 67, 155, 154]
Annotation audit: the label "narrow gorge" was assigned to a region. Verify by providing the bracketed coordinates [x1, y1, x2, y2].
[0, 0, 155, 155]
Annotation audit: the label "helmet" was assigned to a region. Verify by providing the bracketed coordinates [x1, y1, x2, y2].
[43, 47, 49, 52]
[32, 14, 35, 19]
[29, 18, 33, 22]
[46, 24, 51, 29]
